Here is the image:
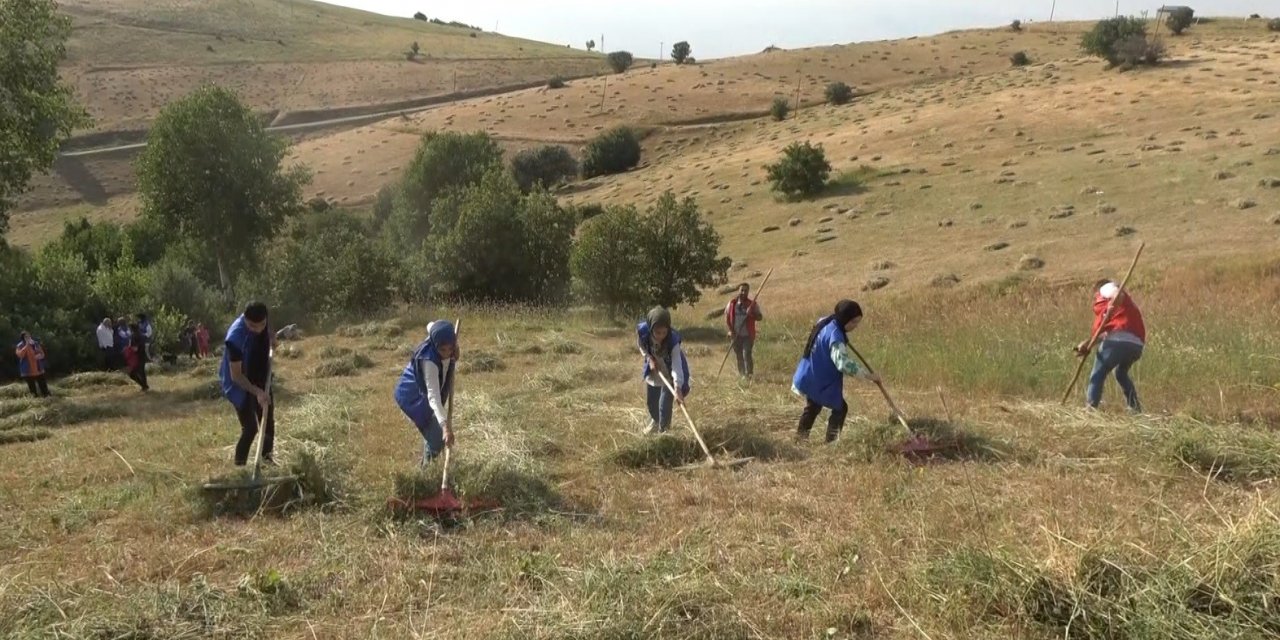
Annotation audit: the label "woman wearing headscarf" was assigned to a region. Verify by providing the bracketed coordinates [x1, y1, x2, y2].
[395, 321, 458, 466]
[637, 306, 690, 434]
[792, 300, 880, 443]
[14, 331, 51, 398]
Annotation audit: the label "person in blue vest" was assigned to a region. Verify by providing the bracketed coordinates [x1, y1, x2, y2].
[637, 306, 690, 434]
[138, 313, 155, 361]
[792, 300, 880, 443]
[395, 320, 458, 466]
[220, 301, 278, 466]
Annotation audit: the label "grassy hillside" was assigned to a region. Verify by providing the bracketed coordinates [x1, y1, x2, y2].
[57, 0, 606, 132]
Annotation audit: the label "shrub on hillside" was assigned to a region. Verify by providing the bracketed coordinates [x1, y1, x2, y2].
[606, 51, 634, 74]
[372, 184, 395, 232]
[581, 127, 641, 178]
[1010, 51, 1031, 66]
[1081, 16, 1148, 65]
[409, 41, 420, 57]
[1269, 18, 1280, 32]
[511, 145, 578, 193]
[825, 81, 854, 105]
[770, 97, 790, 121]
[413, 11, 426, 21]
[1010, 19, 1022, 32]
[1166, 7, 1194, 35]
[765, 141, 832, 200]
[547, 76, 566, 89]
[671, 41, 692, 65]
[572, 192, 729, 315]
[1113, 34, 1165, 67]
[423, 170, 575, 303]
[386, 130, 503, 252]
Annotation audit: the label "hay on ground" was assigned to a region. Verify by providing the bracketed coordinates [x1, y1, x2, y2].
[390, 460, 562, 519]
[0, 428, 53, 445]
[0, 399, 127, 431]
[308, 353, 375, 378]
[59, 372, 132, 390]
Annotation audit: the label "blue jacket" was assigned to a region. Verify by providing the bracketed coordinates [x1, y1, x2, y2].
[219, 315, 270, 408]
[793, 318, 847, 409]
[394, 321, 456, 411]
[637, 321, 690, 396]
[15, 338, 47, 378]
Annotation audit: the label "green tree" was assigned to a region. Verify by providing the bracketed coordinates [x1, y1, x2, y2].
[1081, 16, 1148, 65]
[765, 141, 832, 199]
[510, 145, 578, 193]
[825, 82, 854, 105]
[639, 192, 731, 309]
[425, 170, 574, 302]
[671, 41, 692, 64]
[387, 130, 503, 251]
[571, 192, 729, 315]
[581, 127, 641, 178]
[1167, 7, 1194, 35]
[571, 206, 650, 315]
[770, 96, 791, 121]
[0, 0, 89, 237]
[606, 51, 634, 73]
[586, 39, 595, 52]
[136, 86, 310, 292]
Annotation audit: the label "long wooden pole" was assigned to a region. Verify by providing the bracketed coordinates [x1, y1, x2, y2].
[1060, 243, 1145, 405]
[716, 268, 775, 379]
[847, 343, 911, 432]
[441, 318, 461, 491]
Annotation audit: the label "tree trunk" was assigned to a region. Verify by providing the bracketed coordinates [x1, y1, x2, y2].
[216, 250, 231, 297]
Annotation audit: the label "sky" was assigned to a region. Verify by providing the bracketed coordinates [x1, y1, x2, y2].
[315, 1, 1275, 58]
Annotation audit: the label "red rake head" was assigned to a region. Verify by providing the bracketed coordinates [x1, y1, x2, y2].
[388, 488, 500, 518]
[895, 434, 956, 464]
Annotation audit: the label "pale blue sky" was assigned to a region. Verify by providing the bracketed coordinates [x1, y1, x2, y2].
[316, 1, 1274, 57]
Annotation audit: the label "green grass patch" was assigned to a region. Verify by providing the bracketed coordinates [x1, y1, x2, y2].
[308, 353, 375, 378]
[1168, 427, 1280, 482]
[336, 321, 403, 339]
[59, 371, 132, 390]
[610, 424, 801, 469]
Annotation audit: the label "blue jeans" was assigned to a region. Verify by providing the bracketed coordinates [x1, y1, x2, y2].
[646, 384, 674, 431]
[1086, 340, 1143, 411]
[399, 396, 444, 460]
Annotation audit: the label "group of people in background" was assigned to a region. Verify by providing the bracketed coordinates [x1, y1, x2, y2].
[95, 314, 156, 391]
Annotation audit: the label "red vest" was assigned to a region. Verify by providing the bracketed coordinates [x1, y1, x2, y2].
[1092, 292, 1146, 342]
[725, 298, 760, 339]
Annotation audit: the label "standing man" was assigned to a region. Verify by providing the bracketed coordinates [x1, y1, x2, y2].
[1076, 280, 1146, 413]
[138, 313, 155, 361]
[14, 332, 51, 398]
[96, 317, 116, 370]
[220, 302, 278, 466]
[724, 282, 763, 378]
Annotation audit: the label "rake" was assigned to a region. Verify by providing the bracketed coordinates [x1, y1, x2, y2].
[644, 347, 752, 470]
[201, 368, 298, 495]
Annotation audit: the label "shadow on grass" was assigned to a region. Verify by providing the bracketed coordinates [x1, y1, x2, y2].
[610, 423, 805, 470]
[1168, 428, 1280, 483]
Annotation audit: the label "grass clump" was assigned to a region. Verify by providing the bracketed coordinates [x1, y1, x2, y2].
[841, 416, 1013, 462]
[0, 428, 53, 445]
[308, 353, 375, 378]
[611, 424, 800, 469]
[315, 345, 352, 359]
[1168, 427, 1280, 482]
[336, 321, 403, 338]
[461, 350, 505, 373]
[59, 371, 131, 390]
[0, 399, 127, 431]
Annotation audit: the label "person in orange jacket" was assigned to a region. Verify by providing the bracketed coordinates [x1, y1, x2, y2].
[15, 332, 51, 398]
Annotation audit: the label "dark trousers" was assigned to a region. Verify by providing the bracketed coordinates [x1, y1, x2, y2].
[234, 396, 275, 465]
[188, 343, 199, 359]
[100, 347, 116, 370]
[797, 397, 848, 442]
[732, 337, 755, 377]
[24, 375, 51, 398]
[127, 364, 149, 390]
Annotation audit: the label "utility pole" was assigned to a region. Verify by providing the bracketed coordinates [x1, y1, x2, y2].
[793, 70, 802, 113]
[660, 41, 663, 62]
[600, 74, 608, 112]
[1049, 0, 1057, 22]
[1115, 0, 1120, 17]
[601, 34, 605, 52]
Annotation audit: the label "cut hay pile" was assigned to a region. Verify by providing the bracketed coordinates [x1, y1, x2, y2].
[390, 460, 561, 519]
[59, 372, 132, 390]
[0, 398, 127, 432]
[336, 321, 403, 339]
[841, 415, 1014, 462]
[610, 424, 802, 469]
[308, 353, 375, 378]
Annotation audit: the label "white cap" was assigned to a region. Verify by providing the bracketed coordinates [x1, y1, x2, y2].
[1099, 282, 1120, 299]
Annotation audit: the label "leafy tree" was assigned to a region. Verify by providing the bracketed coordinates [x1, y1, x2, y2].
[586, 39, 595, 52]
[571, 206, 650, 315]
[0, 0, 89, 237]
[511, 145, 578, 193]
[46, 218, 128, 273]
[1167, 7, 1194, 35]
[571, 192, 729, 315]
[765, 141, 832, 200]
[413, 11, 427, 21]
[387, 130, 503, 251]
[1011, 19, 1022, 32]
[410, 41, 420, 57]
[425, 170, 575, 302]
[372, 184, 395, 232]
[770, 96, 791, 121]
[581, 127, 641, 178]
[825, 81, 854, 105]
[606, 50, 634, 73]
[1081, 16, 1148, 65]
[136, 86, 310, 293]
[146, 258, 223, 329]
[671, 41, 692, 64]
[1113, 34, 1165, 67]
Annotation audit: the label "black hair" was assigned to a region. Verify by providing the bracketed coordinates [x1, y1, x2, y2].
[244, 301, 269, 323]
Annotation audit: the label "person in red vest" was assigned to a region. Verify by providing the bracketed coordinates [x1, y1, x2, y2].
[1076, 280, 1146, 412]
[724, 282, 763, 378]
[14, 332, 51, 398]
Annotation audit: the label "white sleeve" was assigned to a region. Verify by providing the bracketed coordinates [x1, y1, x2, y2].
[672, 345, 687, 389]
[420, 359, 449, 426]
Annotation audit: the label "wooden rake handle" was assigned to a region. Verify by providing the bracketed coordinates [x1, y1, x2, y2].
[847, 343, 911, 432]
[441, 318, 461, 492]
[716, 268, 775, 379]
[1060, 243, 1144, 405]
[641, 347, 717, 465]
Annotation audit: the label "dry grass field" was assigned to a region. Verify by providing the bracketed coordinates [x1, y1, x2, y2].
[3, 12, 1280, 638]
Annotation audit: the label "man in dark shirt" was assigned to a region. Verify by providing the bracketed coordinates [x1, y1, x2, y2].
[219, 302, 278, 466]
